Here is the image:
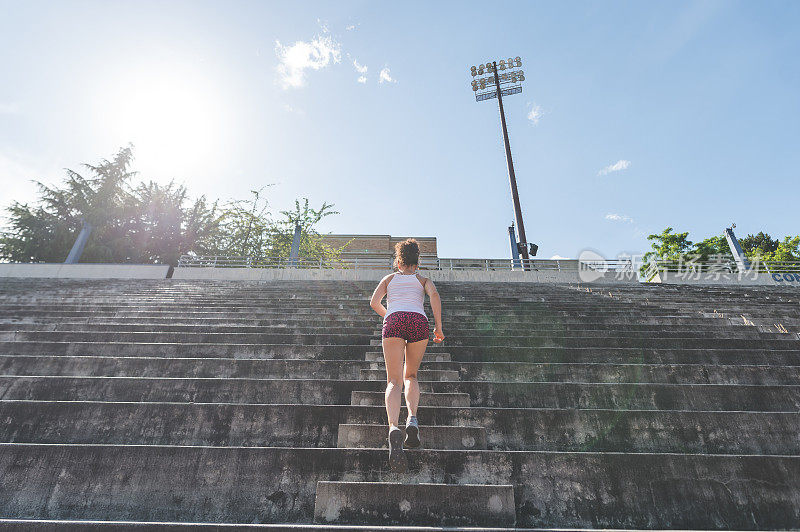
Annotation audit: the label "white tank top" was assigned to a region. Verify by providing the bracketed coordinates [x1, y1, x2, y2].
[384, 272, 426, 320]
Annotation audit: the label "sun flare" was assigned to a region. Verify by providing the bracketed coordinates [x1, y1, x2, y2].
[101, 65, 233, 180]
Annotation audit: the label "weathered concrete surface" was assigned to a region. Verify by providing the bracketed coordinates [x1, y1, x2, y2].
[359, 369, 459, 381]
[172, 266, 638, 284]
[365, 351, 452, 362]
[0, 519, 537, 530]
[313, 481, 515, 526]
[651, 270, 800, 287]
[2, 376, 798, 411]
[4, 340, 800, 366]
[2, 401, 798, 455]
[336, 424, 487, 450]
[0, 444, 797, 529]
[2, 278, 800, 527]
[351, 391, 470, 407]
[0, 264, 170, 279]
[8, 355, 800, 385]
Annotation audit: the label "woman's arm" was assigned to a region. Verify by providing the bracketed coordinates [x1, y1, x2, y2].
[370, 276, 391, 318]
[424, 279, 444, 340]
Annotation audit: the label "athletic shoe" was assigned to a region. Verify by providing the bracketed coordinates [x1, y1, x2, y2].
[404, 415, 420, 449]
[388, 426, 407, 473]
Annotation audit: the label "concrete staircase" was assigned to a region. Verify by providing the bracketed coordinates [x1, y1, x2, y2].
[0, 278, 798, 529]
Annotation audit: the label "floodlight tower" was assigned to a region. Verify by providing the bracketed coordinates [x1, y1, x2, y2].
[470, 57, 535, 270]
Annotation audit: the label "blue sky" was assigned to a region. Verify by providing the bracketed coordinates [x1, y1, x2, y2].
[1, 0, 798, 260]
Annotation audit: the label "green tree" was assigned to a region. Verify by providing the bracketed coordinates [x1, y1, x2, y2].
[642, 227, 693, 265]
[128, 181, 221, 265]
[0, 147, 138, 263]
[739, 232, 779, 257]
[271, 198, 343, 263]
[1, 148, 343, 266]
[214, 188, 275, 260]
[692, 235, 731, 261]
[213, 193, 344, 263]
[772, 236, 800, 262]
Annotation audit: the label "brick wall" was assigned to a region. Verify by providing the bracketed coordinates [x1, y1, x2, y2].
[320, 235, 438, 258]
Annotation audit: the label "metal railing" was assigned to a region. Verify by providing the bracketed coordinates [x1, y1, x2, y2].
[176, 255, 636, 272]
[643, 257, 800, 282]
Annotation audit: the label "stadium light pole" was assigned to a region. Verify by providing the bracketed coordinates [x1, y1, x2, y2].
[470, 57, 535, 270]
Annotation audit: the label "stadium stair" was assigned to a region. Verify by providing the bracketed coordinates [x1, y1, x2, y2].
[0, 278, 798, 529]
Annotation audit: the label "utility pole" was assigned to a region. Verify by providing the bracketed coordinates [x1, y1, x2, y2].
[470, 57, 535, 270]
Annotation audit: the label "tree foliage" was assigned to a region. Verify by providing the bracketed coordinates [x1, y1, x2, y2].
[642, 227, 693, 265]
[739, 232, 779, 257]
[692, 235, 731, 261]
[771, 236, 800, 262]
[209, 191, 341, 262]
[0, 147, 342, 265]
[642, 227, 800, 269]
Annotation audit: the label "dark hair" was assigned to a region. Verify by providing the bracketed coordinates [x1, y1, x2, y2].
[394, 238, 420, 268]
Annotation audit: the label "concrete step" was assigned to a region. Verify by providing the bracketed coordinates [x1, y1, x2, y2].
[0, 331, 374, 345]
[3, 328, 797, 350]
[0, 355, 369, 380]
[0, 341, 374, 360]
[0, 312, 741, 327]
[7, 340, 800, 367]
[3, 314, 782, 331]
[1, 316, 379, 327]
[0, 519, 532, 530]
[3, 401, 799, 454]
[313, 481, 515, 526]
[351, 391, 470, 407]
[371, 336, 800, 349]
[3, 376, 800, 411]
[365, 351, 452, 362]
[433, 346, 800, 365]
[368, 328, 779, 341]
[0, 306, 743, 320]
[359, 369, 459, 381]
[38, 322, 785, 337]
[1, 443, 796, 529]
[369, 347, 800, 366]
[0, 323, 380, 336]
[358, 359, 800, 385]
[336, 424, 487, 450]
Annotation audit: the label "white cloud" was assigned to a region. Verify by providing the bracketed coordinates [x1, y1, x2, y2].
[550, 254, 572, 260]
[346, 24, 356, 31]
[379, 67, 396, 84]
[605, 213, 634, 223]
[275, 34, 342, 89]
[353, 59, 368, 83]
[598, 159, 631, 176]
[527, 103, 542, 125]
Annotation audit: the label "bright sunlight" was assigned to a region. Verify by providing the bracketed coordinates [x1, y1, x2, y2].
[99, 63, 234, 180]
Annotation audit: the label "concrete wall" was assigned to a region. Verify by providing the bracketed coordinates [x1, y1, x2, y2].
[652, 271, 800, 287]
[172, 267, 639, 284]
[0, 264, 170, 279]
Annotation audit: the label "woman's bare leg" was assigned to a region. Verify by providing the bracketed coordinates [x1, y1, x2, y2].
[382, 337, 406, 428]
[403, 338, 428, 418]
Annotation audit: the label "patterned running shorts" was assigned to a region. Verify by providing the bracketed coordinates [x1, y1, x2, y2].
[382, 311, 429, 342]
